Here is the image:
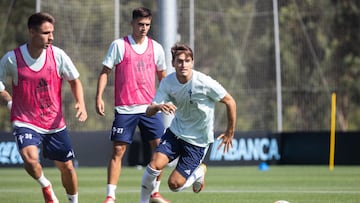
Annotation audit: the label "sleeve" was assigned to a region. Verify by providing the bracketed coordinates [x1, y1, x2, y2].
[0, 51, 16, 91]
[205, 75, 227, 101]
[152, 40, 167, 72]
[153, 77, 170, 104]
[53, 47, 80, 81]
[102, 39, 124, 69]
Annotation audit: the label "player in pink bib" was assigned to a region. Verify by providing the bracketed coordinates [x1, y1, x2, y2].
[0, 12, 87, 203]
[96, 7, 170, 203]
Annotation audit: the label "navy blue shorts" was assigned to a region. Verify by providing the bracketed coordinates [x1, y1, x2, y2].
[110, 112, 165, 144]
[155, 129, 208, 179]
[14, 127, 75, 162]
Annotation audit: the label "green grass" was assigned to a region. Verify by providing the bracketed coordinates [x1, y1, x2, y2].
[1, 165, 360, 203]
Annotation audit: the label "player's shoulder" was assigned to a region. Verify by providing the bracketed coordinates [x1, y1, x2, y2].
[108, 38, 125, 51]
[150, 38, 161, 46]
[193, 70, 220, 88]
[1, 49, 15, 60]
[113, 37, 125, 44]
[0, 48, 18, 65]
[50, 45, 75, 66]
[162, 72, 177, 83]
[51, 45, 67, 56]
[194, 70, 213, 81]
[150, 39, 164, 50]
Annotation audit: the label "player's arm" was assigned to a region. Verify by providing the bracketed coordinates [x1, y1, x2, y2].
[216, 93, 237, 153]
[154, 42, 167, 82]
[95, 66, 111, 116]
[146, 102, 177, 117]
[69, 78, 87, 122]
[0, 56, 13, 109]
[157, 70, 166, 82]
[0, 88, 12, 109]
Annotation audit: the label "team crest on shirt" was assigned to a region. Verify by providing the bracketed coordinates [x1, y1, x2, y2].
[188, 89, 193, 104]
[46, 65, 53, 72]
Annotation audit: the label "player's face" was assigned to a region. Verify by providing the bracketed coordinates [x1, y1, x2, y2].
[131, 17, 151, 39]
[174, 53, 194, 83]
[29, 21, 54, 49]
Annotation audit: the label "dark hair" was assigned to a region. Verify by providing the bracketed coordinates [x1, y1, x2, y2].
[171, 43, 194, 63]
[27, 12, 55, 30]
[132, 7, 152, 20]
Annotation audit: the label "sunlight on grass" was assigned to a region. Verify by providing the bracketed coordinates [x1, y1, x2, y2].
[1, 166, 360, 203]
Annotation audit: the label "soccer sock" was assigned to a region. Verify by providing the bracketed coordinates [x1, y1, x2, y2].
[37, 172, 51, 188]
[175, 166, 204, 192]
[151, 180, 161, 194]
[140, 165, 161, 203]
[106, 184, 117, 199]
[67, 193, 78, 203]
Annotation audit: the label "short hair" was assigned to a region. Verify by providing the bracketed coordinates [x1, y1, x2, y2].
[28, 12, 55, 30]
[171, 43, 194, 63]
[132, 7, 152, 20]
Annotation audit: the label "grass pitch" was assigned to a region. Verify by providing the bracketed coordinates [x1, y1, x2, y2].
[1, 165, 360, 203]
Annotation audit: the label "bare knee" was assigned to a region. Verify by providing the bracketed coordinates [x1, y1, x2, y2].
[20, 146, 42, 178]
[168, 178, 184, 192]
[112, 142, 127, 159]
[56, 160, 76, 175]
[167, 171, 186, 192]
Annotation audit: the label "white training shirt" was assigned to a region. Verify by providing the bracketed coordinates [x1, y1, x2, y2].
[153, 70, 227, 147]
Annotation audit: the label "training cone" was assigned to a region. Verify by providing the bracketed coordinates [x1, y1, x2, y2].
[258, 162, 269, 171]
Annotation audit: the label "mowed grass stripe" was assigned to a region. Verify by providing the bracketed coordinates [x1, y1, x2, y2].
[1, 166, 360, 203]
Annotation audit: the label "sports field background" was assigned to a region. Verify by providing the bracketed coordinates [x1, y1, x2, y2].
[1, 165, 359, 203]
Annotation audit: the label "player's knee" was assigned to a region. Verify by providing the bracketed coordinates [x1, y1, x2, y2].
[113, 143, 127, 157]
[23, 159, 39, 170]
[168, 178, 184, 192]
[57, 160, 76, 174]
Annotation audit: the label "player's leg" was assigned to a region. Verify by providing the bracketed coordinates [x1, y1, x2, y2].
[140, 129, 179, 203]
[139, 113, 170, 203]
[105, 141, 127, 202]
[14, 127, 59, 203]
[168, 141, 207, 193]
[104, 113, 138, 202]
[191, 163, 207, 193]
[44, 128, 78, 203]
[55, 160, 78, 203]
[187, 146, 208, 193]
[140, 152, 169, 203]
[149, 138, 169, 203]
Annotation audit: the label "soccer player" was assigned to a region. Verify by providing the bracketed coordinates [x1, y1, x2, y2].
[0, 12, 87, 203]
[139, 43, 237, 203]
[95, 7, 169, 203]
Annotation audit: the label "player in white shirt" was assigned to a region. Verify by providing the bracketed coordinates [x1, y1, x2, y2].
[139, 43, 237, 203]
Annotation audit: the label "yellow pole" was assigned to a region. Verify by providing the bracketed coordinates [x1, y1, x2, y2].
[329, 93, 336, 171]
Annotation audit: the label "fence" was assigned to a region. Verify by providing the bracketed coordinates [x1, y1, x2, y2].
[1, 0, 358, 132]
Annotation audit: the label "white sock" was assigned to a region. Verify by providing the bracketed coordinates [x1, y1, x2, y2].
[106, 184, 117, 199]
[37, 173, 57, 200]
[140, 165, 161, 203]
[151, 180, 161, 194]
[67, 193, 78, 203]
[37, 172, 51, 188]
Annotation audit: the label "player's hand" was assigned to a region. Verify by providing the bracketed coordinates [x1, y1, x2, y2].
[96, 98, 105, 116]
[216, 130, 234, 153]
[75, 102, 87, 122]
[159, 103, 177, 115]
